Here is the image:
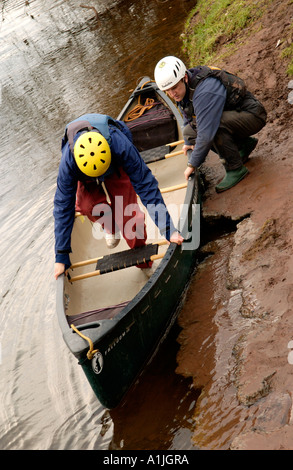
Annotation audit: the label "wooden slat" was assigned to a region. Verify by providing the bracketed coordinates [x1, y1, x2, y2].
[166, 139, 184, 147]
[164, 149, 184, 159]
[71, 255, 104, 269]
[160, 182, 187, 193]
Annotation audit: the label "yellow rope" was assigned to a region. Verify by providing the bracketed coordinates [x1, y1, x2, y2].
[70, 323, 99, 360]
[124, 97, 157, 122]
[124, 79, 158, 122]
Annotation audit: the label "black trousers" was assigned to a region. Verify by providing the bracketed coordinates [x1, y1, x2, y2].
[183, 110, 266, 171]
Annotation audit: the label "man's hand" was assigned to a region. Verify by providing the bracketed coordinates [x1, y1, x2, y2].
[182, 144, 194, 155]
[184, 165, 195, 180]
[54, 262, 66, 280]
[170, 231, 184, 245]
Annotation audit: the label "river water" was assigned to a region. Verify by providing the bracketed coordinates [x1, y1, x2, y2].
[0, 0, 199, 450]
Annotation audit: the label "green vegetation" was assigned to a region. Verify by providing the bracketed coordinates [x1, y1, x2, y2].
[281, 29, 293, 76]
[182, 0, 293, 75]
[182, 0, 270, 66]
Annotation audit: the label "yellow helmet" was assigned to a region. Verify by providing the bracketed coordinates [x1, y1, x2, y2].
[73, 131, 111, 177]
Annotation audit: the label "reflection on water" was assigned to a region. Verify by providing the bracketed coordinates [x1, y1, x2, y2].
[109, 325, 201, 450]
[0, 0, 197, 450]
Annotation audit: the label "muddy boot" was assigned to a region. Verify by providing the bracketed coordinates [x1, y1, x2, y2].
[216, 165, 249, 193]
[239, 137, 258, 163]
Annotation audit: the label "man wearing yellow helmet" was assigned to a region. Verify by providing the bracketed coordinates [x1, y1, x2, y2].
[53, 114, 183, 279]
[73, 130, 112, 178]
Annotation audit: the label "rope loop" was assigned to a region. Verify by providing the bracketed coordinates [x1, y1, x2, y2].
[124, 97, 157, 122]
[70, 324, 99, 360]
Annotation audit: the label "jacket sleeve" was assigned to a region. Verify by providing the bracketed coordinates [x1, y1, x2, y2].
[188, 77, 226, 168]
[53, 143, 78, 269]
[109, 126, 177, 240]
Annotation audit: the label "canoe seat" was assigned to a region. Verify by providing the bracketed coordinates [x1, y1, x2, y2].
[140, 145, 168, 164]
[95, 243, 159, 274]
[68, 243, 166, 282]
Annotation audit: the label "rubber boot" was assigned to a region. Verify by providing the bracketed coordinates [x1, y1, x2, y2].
[216, 165, 249, 193]
[239, 137, 258, 163]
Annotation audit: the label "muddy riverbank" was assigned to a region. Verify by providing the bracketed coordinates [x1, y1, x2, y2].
[176, 0, 293, 449]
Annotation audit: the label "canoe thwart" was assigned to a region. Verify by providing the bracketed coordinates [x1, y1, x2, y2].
[68, 243, 167, 282]
[160, 182, 187, 193]
[164, 149, 184, 159]
[166, 139, 184, 147]
[70, 240, 168, 269]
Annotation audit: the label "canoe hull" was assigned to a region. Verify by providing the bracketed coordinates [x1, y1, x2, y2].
[56, 77, 201, 409]
[78, 181, 199, 408]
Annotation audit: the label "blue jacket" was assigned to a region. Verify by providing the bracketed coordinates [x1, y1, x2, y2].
[180, 68, 266, 168]
[181, 77, 227, 168]
[53, 115, 176, 268]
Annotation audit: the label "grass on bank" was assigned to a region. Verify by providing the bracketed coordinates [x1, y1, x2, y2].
[281, 37, 293, 76]
[287, 0, 293, 74]
[181, 0, 292, 76]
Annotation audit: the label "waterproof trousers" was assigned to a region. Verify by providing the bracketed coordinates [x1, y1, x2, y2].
[183, 110, 266, 170]
[75, 167, 147, 250]
[213, 110, 265, 170]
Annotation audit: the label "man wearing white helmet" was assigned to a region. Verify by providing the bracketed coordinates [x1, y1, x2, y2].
[154, 56, 267, 192]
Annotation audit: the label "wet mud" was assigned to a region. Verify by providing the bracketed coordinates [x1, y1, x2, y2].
[175, 0, 293, 449]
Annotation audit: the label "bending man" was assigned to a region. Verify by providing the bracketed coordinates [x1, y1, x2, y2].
[154, 56, 267, 192]
[53, 113, 183, 279]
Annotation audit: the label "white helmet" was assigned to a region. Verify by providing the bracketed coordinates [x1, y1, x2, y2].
[154, 56, 187, 91]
